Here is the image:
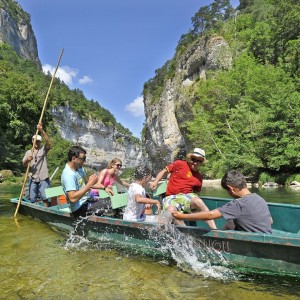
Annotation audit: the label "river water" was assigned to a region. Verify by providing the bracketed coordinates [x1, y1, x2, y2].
[1, 184, 300, 299]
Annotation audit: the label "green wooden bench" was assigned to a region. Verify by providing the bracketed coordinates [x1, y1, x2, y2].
[45, 186, 66, 205]
[152, 181, 167, 197]
[110, 192, 128, 209]
[98, 186, 118, 198]
[45, 185, 128, 210]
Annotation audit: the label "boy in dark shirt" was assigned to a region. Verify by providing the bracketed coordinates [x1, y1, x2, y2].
[172, 170, 273, 233]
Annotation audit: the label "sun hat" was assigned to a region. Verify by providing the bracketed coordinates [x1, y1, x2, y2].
[32, 134, 42, 141]
[187, 148, 206, 161]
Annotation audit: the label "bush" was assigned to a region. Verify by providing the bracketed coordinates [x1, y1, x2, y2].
[258, 172, 275, 186]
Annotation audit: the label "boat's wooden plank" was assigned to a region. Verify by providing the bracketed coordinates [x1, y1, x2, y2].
[45, 186, 64, 198]
[110, 193, 128, 209]
[152, 181, 167, 197]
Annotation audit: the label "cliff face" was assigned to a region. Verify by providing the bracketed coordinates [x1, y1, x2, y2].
[0, 5, 41, 68]
[143, 36, 232, 172]
[52, 106, 143, 170]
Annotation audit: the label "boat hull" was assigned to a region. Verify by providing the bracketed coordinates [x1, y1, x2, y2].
[11, 198, 300, 276]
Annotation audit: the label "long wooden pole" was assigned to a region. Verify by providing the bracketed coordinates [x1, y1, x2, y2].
[14, 48, 64, 218]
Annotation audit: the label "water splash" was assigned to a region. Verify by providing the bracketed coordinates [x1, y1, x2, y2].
[148, 212, 237, 280]
[64, 216, 91, 251]
[63, 213, 237, 280]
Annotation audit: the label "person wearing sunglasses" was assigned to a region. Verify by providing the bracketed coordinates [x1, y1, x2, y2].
[22, 123, 51, 206]
[61, 145, 109, 218]
[90, 158, 130, 198]
[150, 148, 217, 229]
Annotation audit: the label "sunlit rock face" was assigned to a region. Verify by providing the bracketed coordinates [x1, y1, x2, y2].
[52, 107, 143, 170]
[0, 7, 41, 68]
[143, 36, 232, 173]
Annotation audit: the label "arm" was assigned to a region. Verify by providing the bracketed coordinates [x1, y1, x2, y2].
[22, 152, 33, 167]
[114, 176, 130, 188]
[38, 123, 50, 150]
[91, 169, 107, 189]
[149, 168, 168, 190]
[172, 209, 222, 221]
[66, 174, 98, 203]
[135, 194, 161, 214]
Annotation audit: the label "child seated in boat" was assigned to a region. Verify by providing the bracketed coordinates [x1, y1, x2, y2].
[123, 166, 161, 222]
[172, 170, 273, 233]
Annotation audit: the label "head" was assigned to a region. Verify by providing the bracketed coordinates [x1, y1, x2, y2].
[32, 135, 42, 147]
[67, 145, 87, 167]
[134, 166, 151, 185]
[221, 170, 247, 197]
[186, 147, 205, 170]
[108, 158, 123, 171]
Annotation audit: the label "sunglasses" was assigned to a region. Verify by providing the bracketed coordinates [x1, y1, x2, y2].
[77, 156, 86, 162]
[115, 164, 122, 168]
[191, 158, 203, 164]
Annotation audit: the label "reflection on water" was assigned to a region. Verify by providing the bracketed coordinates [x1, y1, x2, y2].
[1, 184, 300, 299]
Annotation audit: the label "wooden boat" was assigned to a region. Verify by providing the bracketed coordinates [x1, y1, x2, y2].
[10, 184, 300, 276]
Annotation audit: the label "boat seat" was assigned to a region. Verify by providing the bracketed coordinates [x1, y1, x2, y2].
[45, 186, 67, 206]
[98, 186, 128, 209]
[98, 186, 118, 198]
[110, 192, 128, 209]
[152, 181, 167, 197]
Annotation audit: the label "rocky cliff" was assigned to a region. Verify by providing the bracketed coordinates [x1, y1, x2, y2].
[52, 106, 143, 170]
[143, 35, 232, 172]
[0, 2, 41, 68]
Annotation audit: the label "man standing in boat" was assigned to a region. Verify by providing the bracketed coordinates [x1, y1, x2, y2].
[150, 147, 217, 229]
[61, 145, 109, 218]
[22, 123, 51, 206]
[172, 170, 273, 233]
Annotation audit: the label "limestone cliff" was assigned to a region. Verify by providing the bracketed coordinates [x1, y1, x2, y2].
[143, 35, 232, 172]
[52, 106, 143, 170]
[0, 1, 41, 68]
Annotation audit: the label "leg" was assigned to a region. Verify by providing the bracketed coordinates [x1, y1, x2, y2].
[39, 178, 51, 207]
[190, 197, 217, 229]
[166, 205, 186, 226]
[28, 179, 38, 203]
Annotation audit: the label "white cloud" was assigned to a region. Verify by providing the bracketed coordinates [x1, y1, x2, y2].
[125, 96, 145, 117]
[79, 75, 93, 84]
[42, 64, 78, 85]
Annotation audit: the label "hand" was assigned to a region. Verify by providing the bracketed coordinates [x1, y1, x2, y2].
[149, 182, 157, 190]
[106, 187, 114, 196]
[88, 174, 98, 186]
[27, 155, 33, 161]
[156, 201, 161, 214]
[172, 212, 185, 220]
[37, 123, 43, 132]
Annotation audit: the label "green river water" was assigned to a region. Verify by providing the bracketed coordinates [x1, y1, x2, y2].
[1, 184, 300, 300]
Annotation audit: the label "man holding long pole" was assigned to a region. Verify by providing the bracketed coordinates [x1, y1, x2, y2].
[22, 123, 51, 207]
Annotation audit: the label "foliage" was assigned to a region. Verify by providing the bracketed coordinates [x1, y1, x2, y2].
[142, 0, 300, 182]
[0, 43, 138, 175]
[187, 54, 300, 177]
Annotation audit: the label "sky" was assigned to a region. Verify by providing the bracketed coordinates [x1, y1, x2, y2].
[16, 0, 239, 138]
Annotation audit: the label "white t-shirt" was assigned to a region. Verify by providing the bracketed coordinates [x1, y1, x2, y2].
[123, 182, 146, 221]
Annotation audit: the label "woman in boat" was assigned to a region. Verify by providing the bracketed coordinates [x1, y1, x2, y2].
[150, 147, 217, 229]
[123, 166, 161, 222]
[90, 158, 130, 198]
[172, 170, 273, 233]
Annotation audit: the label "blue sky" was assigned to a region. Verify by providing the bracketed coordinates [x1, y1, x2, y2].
[17, 0, 239, 138]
